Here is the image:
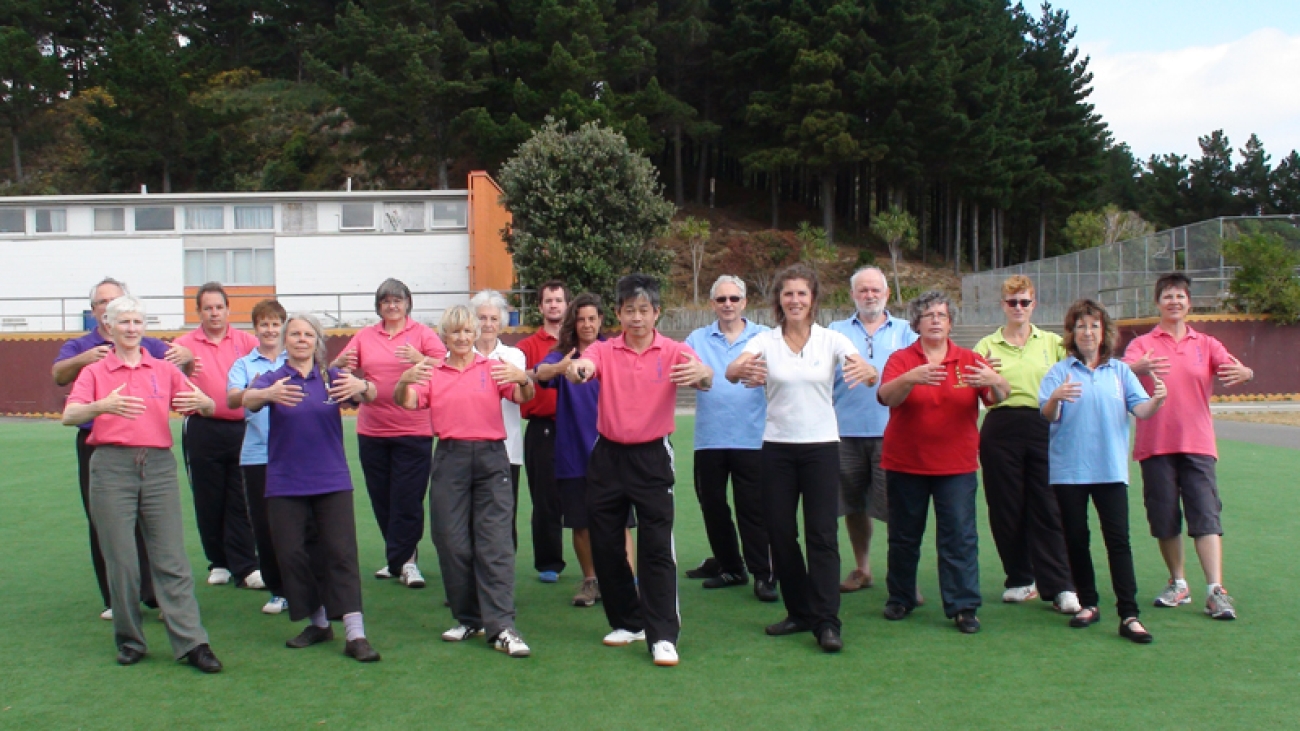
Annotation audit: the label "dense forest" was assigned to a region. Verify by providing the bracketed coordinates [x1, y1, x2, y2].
[1, 0, 1298, 268]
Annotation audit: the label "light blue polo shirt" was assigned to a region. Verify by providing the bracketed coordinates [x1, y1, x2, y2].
[1039, 357, 1149, 485]
[228, 348, 287, 466]
[685, 319, 769, 450]
[829, 313, 917, 437]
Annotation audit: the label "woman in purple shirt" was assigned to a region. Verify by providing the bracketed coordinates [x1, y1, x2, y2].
[244, 313, 381, 662]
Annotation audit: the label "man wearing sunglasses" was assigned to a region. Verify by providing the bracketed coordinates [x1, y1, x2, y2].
[683, 275, 777, 602]
[829, 267, 917, 594]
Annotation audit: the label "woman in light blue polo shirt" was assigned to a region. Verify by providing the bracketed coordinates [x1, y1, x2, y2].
[1039, 299, 1166, 644]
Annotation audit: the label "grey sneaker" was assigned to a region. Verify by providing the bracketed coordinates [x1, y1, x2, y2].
[441, 625, 485, 642]
[573, 578, 600, 607]
[1154, 579, 1191, 607]
[1205, 586, 1237, 620]
[493, 628, 531, 658]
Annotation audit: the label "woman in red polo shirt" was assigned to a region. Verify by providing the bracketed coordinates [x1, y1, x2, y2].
[395, 304, 535, 659]
[877, 291, 1009, 634]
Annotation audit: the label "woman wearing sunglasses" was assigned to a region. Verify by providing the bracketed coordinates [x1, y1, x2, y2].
[973, 275, 1078, 616]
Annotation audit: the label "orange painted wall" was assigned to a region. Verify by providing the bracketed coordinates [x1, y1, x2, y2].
[468, 171, 514, 292]
[182, 285, 277, 326]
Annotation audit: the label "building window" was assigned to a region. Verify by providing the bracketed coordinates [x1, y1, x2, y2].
[430, 200, 467, 228]
[0, 209, 26, 233]
[340, 202, 374, 230]
[35, 209, 67, 233]
[234, 205, 273, 230]
[185, 206, 225, 230]
[382, 202, 425, 232]
[94, 208, 125, 232]
[185, 248, 275, 286]
[135, 207, 175, 231]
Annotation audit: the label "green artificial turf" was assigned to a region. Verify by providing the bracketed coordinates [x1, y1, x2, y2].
[1, 418, 1297, 729]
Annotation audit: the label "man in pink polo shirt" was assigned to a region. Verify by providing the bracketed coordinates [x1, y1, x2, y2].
[566, 274, 713, 667]
[174, 282, 261, 589]
[1124, 272, 1254, 620]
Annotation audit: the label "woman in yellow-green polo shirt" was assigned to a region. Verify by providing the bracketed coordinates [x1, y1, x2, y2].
[974, 275, 1078, 615]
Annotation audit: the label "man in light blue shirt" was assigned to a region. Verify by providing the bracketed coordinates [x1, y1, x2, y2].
[683, 275, 776, 602]
[829, 267, 917, 593]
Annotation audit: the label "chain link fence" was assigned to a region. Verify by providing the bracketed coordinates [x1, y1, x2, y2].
[960, 216, 1300, 326]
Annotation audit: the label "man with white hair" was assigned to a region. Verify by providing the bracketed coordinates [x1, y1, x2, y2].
[829, 267, 917, 594]
[683, 275, 776, 602]
[52, 277, 193, 620]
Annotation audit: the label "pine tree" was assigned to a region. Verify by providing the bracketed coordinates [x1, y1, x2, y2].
[1186, 130, 1236, 221]
[1233, 133, 1272, 215]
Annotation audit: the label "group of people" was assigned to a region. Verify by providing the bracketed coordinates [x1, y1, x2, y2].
[54, 264, 1251, 672]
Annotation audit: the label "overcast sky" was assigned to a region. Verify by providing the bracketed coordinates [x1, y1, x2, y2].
[1061, 0, 1300, 162]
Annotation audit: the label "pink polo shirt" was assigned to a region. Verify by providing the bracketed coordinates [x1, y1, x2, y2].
[174, 326, 258, 421]
[67, 350, 192, 449]
[584, 331, 699, 444]
[345, 319, 447, 437]
[1123, 325, 1233, 461]
[412, 354, 518, 441]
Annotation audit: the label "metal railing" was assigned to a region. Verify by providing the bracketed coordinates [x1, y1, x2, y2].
[960, 216, 1300, 325]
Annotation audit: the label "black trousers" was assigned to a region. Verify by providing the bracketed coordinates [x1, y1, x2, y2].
[182, 416, 258, 581]
[1055, 483, 1140, 620]
[269, 490, 362, 623]
[588, 437, 679, 646]
[77, 429, 154, 608]
[357, 434, 433, 575]
[523, 419, 565, 574]
[241, 465, 282, 596]
[979, 408, 1073, 597]
[761, 441, 841, 635]
[693, 448, 771, 580]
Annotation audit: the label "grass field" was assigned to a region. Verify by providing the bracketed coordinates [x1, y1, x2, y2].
[1, 417, 1297, 730]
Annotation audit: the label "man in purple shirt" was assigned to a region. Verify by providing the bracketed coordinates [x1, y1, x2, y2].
[52, 277, 193, 620]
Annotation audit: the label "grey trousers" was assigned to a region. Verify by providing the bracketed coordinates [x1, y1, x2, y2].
[89, 446, 208, 659]
[430, 439, 516, 638]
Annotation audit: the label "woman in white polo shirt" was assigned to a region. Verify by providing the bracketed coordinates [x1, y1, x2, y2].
[726, 264, 875, 653]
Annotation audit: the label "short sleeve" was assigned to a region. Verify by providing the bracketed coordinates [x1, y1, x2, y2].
[67, 366, 97, 405]
[973, 334, 994, 359]
[501, 345, 526, 369]
[55, 338, 83, 364]
[583, 340, 608, 378]
[251, 370, 277, 390]
[537, 350, 563, 388]
[1122, 334, 1146, 364]
[881, 350, 909, 386]
[163, 362, 191, 400]
[422, 328, 448, 359]
[228, 358, 250, 391]
[1205, 335, 1234, 370]
[342, 332, 363, 366]
[142, 337, 170, 359]
[1038, 361, 1066, 407]
[1120, 362, 1151, 413]
[742, 333, 767, 358]
[1050, 332, 1067, 362]
[828, 330, 856, 366]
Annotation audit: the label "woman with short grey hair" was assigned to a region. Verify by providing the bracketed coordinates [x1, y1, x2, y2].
[470, 289, 527, 545]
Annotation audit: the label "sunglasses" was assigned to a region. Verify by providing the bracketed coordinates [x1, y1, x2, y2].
[1004, 299, 1033, 308]
[714, 295, 742, 304]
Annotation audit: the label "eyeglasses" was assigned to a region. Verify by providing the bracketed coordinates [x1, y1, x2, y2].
[1004, 299, 1033, 309]
[714, 295, 742, 304]
[921, 312, 950, 321]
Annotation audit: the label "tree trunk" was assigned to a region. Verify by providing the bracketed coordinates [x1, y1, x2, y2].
[1039, 209, 1047, 260]
[673, 124, 684, 207]
[954, 195, 964, 274]
[695, 141, 709, 205]
[770, 170, 780, 229]
[11, 134, 21, 182]
[437, 159, 449, 190]
[971, 201, 980, 274]
[821, 174, 836, 244]
[891, 249, 903, 306]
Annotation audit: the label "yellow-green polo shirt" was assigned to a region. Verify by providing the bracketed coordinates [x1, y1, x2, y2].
[973, 326, 1066, 409]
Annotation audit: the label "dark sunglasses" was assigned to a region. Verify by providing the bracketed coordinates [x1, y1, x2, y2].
[1004, 298, 1033, 308]
[714, 295, 742, 304]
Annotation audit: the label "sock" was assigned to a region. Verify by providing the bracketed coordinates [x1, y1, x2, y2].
[1172, 578, 1188, 589]
[343, 612, 366, 642]
[310, 606, 329, 629]
[1208, 583, 1222, 596]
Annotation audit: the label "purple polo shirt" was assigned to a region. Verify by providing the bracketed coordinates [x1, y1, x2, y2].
[539, 346, 601, 480]
[252, 363, 353, 498]
[56, 330, 172, 430]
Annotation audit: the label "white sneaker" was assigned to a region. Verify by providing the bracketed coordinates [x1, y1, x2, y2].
[603, 628, 646, 646]
[375, 565, 393, 579]
[399, 563, 426, 589]
[493, 628, 532, 658]
[100, 608, 113, 621]
[208, 568, 232, 585]
[262, 596, 289, 615]
[1054, 591, 1082, 614]
[441, 625, 485, 642]
[241, 570, 266, 590]
[651, 641, 679, 667]
[1002, 583, 1038, 603]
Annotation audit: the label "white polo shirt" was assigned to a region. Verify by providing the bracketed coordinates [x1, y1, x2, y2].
[743, 324, 855, 444]
[476, 340, 526, 465]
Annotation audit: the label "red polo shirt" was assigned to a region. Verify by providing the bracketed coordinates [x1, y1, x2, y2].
[174, 326, 258, 421]
[879, 340, 993, 475]
[517, 328, 559, 419]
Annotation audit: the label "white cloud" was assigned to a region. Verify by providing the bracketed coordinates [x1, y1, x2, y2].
[1083, 28, 1300, 162]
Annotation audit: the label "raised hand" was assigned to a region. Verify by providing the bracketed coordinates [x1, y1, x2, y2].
[394, 344, 424, 366]
[1216, 355, 1252, 387]
[100, 384, 146, 419]
[162, 343, 192, 368]
[670, 352, 710, 386]
[738, 355, 768, 388]
[491, 361, 529, 386]
[984, 355, 1003, 372]
[565, 358, 596, 384]
[172, 379, 210, 414]
[266, 376, 305, 407]
[842, 354, 879, 389]
[328, 373, 368, 402]
[191, 355, 205, 375]
[1130, 349, 1169, 377]
[332, 348, 359, 371]
[1150, 374, 1168, 401]
[908, 362, 947, 387]
[1051, 374, 1082, 404]
[84, 344, 113, 365]
[398, 362, 434, 387]
[963, 360, 1002, 389]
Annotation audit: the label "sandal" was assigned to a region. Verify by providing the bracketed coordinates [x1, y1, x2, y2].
[1120, 617, 1154, 644]
[1069, 606, 1100, 628]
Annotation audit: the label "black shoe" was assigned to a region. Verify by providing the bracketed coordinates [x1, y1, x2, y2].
[345, 637, 382, 662]
[702, 571, 749, 589]
[883, 602, 913, 621]
[116, 646, 145, 666]
[765, 617, 810, 636]
[817, 627, 843, 653]
[754, 579, 779, 603]
[185, 644, 223, 673]
[1119, 618, 1153, 644]
[954, 610, 981, 634]
[286, 624, 334, 649]
[685, 557, 721, 579]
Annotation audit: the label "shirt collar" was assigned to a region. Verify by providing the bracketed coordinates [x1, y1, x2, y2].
[852, 312, 899, 334]
[1150, 324, 1201, 340]
[991, 324, 1042, 345]
[709, 318, 754, 338]
[251, 349, 285, 364]
[104, 349, 155, 371]
[372, 318, 417, 338]
[611, 331, 666, 352]
[437, 352, 489, 371]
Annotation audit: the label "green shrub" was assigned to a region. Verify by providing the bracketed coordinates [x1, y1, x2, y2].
[1222, 233, 1300, 325]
